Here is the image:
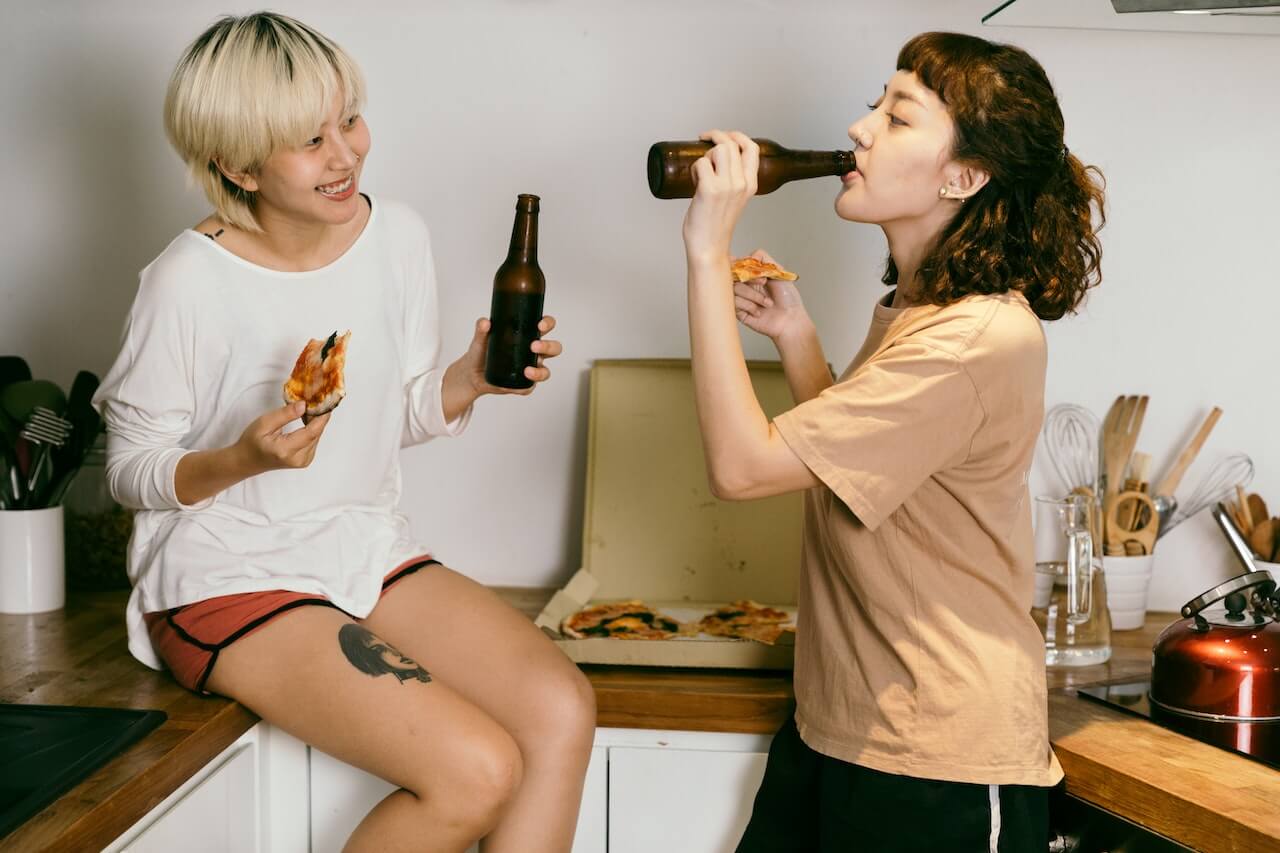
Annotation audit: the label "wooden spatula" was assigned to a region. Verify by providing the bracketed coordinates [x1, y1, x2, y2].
[1250, 518, 1275, 562]
[1155, 407, 1222, 497]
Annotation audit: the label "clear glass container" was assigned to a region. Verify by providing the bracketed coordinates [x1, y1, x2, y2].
[1032, 494, 1112, 666]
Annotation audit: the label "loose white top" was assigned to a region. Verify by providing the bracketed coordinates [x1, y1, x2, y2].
[93, 196, 470, 668]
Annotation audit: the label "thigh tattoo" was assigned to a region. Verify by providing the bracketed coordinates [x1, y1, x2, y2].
[338, 623, 432, 684]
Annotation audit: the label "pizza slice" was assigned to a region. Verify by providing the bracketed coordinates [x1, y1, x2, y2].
[730, 257, 798, 283]
[698, 600, 795, 645]
[283, 330, 350, 423]
[561, 600, 688, 640]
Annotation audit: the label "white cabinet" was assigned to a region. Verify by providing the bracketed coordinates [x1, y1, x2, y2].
[608, 746, 767, 853]
[600, 729, 770, 853]
[309, 744, 608, 853]
[104, 727, 261, 853]
[104, 722, 769, 853]
[309, 728, 769, 853]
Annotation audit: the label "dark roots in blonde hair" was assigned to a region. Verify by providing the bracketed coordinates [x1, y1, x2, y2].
[886, 32, 1106, 321]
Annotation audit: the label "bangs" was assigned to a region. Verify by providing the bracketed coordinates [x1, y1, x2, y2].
[896, 32, 998, 110]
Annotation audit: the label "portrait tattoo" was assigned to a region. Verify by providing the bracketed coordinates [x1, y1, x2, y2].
[338, 623, 432, 684]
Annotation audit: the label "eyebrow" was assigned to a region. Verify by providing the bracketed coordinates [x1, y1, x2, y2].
[880, 83, 927, 109]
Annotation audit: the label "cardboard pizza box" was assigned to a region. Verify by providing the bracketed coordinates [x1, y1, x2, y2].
[535, 359, 802, 669]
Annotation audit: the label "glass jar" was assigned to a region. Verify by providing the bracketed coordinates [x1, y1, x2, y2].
[62, 437, 133, 590]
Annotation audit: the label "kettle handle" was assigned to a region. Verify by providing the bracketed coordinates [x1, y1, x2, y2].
[1180, 570, 1276, 619]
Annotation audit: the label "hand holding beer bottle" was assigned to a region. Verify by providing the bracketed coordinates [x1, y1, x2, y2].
[443, 194, 561, 413]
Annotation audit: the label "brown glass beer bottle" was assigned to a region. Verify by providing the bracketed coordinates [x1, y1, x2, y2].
[647, 139, 856, 199]
[484, 194, 545, 390]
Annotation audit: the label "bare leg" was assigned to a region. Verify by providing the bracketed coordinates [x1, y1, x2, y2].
[206, 606, 521, 853]
[365, 566, 596, 853]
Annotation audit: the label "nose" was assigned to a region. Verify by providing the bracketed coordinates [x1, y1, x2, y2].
[847, 122, 870, 151]
[327, 130, 359, 172]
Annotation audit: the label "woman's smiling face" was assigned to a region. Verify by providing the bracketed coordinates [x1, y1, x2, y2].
[247, 91, 371, 228]
[835, 70, 959, 225]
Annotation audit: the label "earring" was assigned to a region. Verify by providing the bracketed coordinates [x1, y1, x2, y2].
[939, 186, 948, 198]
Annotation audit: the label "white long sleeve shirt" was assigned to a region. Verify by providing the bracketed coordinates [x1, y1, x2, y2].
[93, 196, 470, 669]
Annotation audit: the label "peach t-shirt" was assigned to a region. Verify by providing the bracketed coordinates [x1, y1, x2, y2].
[774, 289, 1063, 787]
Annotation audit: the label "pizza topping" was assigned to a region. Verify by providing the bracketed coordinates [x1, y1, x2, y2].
[562, 600, 687, 640]
[283, 330, 350, 422]
[730, 257, 798, 283]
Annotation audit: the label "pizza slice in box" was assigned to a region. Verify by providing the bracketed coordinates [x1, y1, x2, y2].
[283, 330, 350, 424]
[561, 600, 689, 640]
[698, 600, 795, 645]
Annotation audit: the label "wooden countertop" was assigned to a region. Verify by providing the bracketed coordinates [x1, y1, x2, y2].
[4, 588, 1279, 852]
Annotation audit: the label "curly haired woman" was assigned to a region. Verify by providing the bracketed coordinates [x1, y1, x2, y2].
[677, 31, 1105, 852]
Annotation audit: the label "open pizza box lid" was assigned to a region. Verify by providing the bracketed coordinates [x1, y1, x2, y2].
[535, 359, 802, 669]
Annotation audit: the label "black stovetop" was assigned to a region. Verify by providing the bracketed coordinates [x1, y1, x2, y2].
[1077, 680, 1279, 772]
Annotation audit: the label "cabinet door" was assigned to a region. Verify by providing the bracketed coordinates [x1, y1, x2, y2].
[119, 742, 258, 853]
[608, 747, 768, 853]
[310, 745, 607, 853]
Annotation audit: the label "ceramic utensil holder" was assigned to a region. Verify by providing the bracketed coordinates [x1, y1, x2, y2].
[0, 506, 65, 613]
[1102, 553, 1155, 630]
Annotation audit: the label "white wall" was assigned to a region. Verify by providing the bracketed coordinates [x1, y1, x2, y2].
[2, 1, 1276, 611]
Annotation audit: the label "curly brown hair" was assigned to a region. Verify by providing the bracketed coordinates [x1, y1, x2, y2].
[885, 32, 1106, 321]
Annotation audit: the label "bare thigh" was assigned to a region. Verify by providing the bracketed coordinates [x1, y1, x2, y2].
[206, 604, 518, 798]
[363, 564, 597, 742]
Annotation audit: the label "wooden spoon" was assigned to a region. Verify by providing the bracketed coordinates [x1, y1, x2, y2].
[1236, 485, 1254, 536]
[1250, 518, 1275, 562]
[1248, 493, 1269, 530]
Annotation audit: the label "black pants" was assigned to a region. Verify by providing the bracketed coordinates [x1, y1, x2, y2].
[736, 715, 1050, 853]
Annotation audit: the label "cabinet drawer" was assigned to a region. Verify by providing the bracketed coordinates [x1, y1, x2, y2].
[607, 746, 767, 853]
[119, 743, 257, 852]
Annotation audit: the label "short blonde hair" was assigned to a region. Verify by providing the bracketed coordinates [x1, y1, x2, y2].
[164, 12, 366, 232]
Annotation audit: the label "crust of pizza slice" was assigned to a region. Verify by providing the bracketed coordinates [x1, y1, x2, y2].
[730, 257, 798, 283]
[283, 330, 350, 422]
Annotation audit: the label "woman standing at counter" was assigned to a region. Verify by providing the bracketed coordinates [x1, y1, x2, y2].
[678, 32, 1105, 851]
[94, 12, 593, 852]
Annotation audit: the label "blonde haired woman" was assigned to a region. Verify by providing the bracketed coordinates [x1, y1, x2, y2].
[94, 13, 593, 852]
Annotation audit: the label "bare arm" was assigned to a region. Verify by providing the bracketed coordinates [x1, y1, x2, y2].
[681, 130, 822, 501]
[172, 402, 330, 506]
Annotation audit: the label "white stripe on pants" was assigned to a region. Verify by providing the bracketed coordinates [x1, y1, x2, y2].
[988, 784, 1002, 853]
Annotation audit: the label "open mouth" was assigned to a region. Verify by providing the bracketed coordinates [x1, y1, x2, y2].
[317, 175, 355, 198]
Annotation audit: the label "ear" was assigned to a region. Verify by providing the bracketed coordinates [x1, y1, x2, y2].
[213, 157, 259, 193]
[943, 162, 989, 202]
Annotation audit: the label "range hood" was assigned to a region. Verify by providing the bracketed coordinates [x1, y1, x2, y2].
[983, 0, 1280, 35]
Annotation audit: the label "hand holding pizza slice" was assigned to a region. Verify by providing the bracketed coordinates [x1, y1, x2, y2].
[283, 330, 350, 424]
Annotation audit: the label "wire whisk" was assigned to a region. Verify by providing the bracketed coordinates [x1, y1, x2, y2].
[1162, 452, 1255, 538]
[1042, 403, 1100, 495]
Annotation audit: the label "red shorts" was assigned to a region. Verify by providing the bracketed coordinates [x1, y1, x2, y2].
[143, 556, 439, 695]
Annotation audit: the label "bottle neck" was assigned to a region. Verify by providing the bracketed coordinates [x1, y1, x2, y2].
[507, 197, 540, 263]
[767, 148, 856, 179]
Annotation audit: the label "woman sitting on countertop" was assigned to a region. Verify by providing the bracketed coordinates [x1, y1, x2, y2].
[677, 32, 1106, 852]
[92, 12, 593, 853]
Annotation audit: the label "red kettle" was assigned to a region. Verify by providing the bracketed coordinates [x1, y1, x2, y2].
[1149, 563, 1280, 762]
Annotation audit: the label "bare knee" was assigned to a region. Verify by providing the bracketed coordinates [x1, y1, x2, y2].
[525, 661, 597, 754]
[417, 728, 523, 837]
